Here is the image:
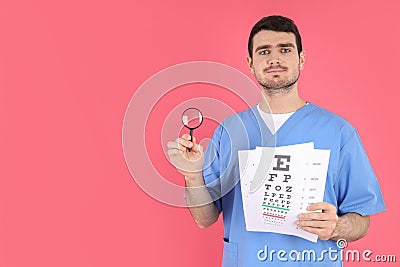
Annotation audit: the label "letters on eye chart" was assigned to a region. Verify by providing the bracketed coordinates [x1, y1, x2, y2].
[238, 143, 330, 242]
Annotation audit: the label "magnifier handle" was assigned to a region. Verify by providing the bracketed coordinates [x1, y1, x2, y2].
[188, 129, 193, 152]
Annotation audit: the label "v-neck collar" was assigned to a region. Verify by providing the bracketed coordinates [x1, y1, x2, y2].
[251, 102, 317, 145]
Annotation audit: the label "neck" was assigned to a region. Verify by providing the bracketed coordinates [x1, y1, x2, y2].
[259, 85, 306, 114]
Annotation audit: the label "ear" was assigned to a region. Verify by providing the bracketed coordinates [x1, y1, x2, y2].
[246, 55, 254, 74]
[299, 51, 306, 70]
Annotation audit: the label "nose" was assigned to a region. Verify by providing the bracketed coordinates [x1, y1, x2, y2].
[267, 52, 282, 65]
[267, 58, 282, 65]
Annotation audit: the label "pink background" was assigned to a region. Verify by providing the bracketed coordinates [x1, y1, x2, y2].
[0, 0, 398, 266]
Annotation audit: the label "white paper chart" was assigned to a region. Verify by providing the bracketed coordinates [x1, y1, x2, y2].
[238, 143, 330, 242]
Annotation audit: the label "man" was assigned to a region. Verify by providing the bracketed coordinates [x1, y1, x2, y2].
[167, 15, 385, 266]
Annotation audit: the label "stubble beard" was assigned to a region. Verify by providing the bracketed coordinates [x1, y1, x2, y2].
[256, 65, 300, 95]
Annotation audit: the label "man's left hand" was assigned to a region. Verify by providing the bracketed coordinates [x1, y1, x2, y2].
[296, 202, 339, 240]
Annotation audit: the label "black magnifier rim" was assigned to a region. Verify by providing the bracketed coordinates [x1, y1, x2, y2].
[181, 107, 203, 130]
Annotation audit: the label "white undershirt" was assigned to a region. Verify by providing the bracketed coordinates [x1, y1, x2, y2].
[257, 104, 295, 134]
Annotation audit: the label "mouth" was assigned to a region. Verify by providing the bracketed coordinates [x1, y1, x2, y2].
[266, 68, 287, 74]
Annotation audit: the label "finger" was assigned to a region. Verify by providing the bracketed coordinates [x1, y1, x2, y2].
[299, 226, 334, 240]
[307, 202, 336, 213]
[298, 226, 332, 240]
[298, 212, 338, 221]
[168, 141, 186, 152]
[296, 219, 336, 229]
[299, 226, 320, 234]
[191, 142, 203, 153]
[167, 149, 181, 156]
[167, 141, 179, 149]
[175, 138, 193, 149]
[181, 134, 198, 145]
[178, 135, 201, 152]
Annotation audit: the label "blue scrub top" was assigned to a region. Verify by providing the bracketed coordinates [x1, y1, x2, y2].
[202, 103, 386, 267]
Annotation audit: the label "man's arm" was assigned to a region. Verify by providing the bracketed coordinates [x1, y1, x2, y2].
[297, 202, 370, 241]
[330, 212, 370, 242]
[185, 173, 220, 228]
[167, 134, 220, 228]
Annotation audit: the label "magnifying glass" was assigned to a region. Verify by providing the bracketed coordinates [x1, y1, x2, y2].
[182, 107, 203, 152]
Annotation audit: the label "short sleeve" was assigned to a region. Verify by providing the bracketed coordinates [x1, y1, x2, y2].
[202, 124, 224, 213]
[335, 130, 386, 216]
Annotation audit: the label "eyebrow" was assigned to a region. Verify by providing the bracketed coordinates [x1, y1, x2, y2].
[254, 43, 296, 53]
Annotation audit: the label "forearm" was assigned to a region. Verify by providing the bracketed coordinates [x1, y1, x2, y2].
[185, 173, 219, 228]
[330, 212, 370, 242]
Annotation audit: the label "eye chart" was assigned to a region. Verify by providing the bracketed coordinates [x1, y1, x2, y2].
[238, 143, 330, 242]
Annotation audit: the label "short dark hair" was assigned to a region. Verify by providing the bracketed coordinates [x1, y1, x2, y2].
[248, 15, 302, 58]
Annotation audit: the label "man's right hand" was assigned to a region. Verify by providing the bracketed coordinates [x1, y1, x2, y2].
[167, 134, 204, 180]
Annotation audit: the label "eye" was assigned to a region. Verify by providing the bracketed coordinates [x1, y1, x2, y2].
[281, 48, 291, 53]
[259, 50, 269, 55]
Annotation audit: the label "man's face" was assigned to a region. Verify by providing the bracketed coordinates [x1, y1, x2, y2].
[247, 30, 305, 94]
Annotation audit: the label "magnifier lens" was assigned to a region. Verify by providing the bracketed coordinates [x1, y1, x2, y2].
[181, 108, 203, 152]
[182, 108, 203, 129]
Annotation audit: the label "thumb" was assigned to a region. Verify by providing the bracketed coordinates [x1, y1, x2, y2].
[189, 135, 202, 153]
[182, 133, 197, 145]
